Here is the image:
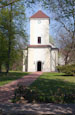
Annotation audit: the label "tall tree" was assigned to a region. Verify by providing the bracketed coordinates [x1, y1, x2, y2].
[0, 8, 9, 72]
[0, 0, 28, 73]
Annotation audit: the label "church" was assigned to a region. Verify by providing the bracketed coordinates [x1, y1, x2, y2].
[23, 10, 58, 72]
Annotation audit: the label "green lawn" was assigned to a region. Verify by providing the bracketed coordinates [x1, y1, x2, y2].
[30, 72, 75, 103]
[0, 71, 29, 86]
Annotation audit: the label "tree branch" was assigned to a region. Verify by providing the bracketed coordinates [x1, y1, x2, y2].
[55, 18, 72, 34]
[0, 0, 20, 8]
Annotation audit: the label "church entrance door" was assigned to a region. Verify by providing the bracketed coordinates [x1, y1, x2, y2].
[37, 61, 42, 71]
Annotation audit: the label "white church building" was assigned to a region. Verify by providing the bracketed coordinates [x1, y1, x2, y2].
[23, 10, 58, 72]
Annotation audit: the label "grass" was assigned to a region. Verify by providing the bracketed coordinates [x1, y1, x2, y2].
[31, 72, 75, 92]
[29, 72, 75, 103]
[0, 71, 29, 86]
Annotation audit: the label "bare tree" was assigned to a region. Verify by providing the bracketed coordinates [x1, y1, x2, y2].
[43, 0, 75, 64]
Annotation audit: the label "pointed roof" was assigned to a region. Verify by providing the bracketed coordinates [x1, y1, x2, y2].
[30, 10, 49, 19]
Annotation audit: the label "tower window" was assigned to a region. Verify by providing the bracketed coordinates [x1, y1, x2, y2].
[38, 37, 41, 44]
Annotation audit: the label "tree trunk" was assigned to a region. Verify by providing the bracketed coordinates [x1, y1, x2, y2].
[6, 63, 9, 73]
[64, 52, 69, 65]
[0, 64, 2, 73]
[72, 7, 75, 49]
[65, 58, 68, 65]
[6, 37, 11, 73]
[6, 4, 12, 73]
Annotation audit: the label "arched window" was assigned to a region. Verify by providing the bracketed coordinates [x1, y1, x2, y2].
[38, 37, 41, 44]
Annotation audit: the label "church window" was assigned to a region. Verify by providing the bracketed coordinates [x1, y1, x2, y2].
[38, 37, 41, 44]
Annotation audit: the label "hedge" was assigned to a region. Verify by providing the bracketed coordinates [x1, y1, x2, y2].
[56, 64, 75, 76]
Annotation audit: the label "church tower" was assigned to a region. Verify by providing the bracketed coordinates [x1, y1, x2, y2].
[23, 10, 58, 72]
[30, 10, 50, 45]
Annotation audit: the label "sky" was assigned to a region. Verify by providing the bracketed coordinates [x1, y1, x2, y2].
[25, 4, 59, 47]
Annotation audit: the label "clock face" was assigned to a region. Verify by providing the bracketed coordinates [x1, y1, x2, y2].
[38, 20, 41, 24]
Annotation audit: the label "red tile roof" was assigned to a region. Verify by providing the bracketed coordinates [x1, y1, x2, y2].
[28, 45, 58, 50]
[30, 10, 49, 19]
[28, 45, 51, 48]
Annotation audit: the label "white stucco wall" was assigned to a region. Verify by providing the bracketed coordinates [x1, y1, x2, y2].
[50, 49, 58, 71]
[30, 18, 50, 45]
[28, 47, 51, 72]
[23, 48, 59, 72]
[55, 50, 59, 67]
[59, 55, 65, 65]
[23, 15, 59, 72]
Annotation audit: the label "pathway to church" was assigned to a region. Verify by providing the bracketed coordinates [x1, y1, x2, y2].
[0, 72, 42, 103]
[0, 72, 75, 115]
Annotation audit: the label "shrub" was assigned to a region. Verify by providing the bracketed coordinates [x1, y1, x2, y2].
[57, 64, 75, 76]
[64, 94, 75, 103]
[13, 85, 40, 103]
[12, 85, 75, 104]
